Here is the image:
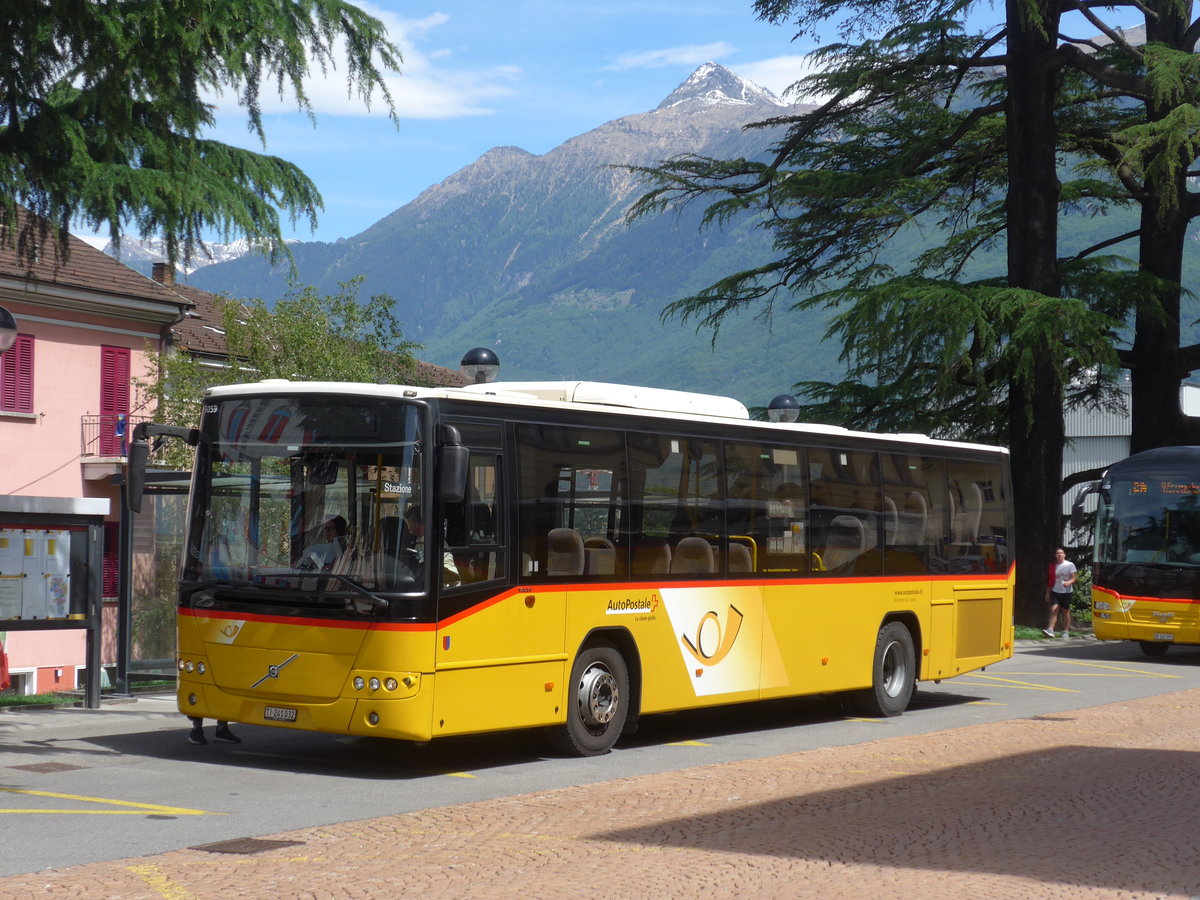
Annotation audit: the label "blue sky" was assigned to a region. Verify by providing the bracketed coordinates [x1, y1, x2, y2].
[209, 0, 829, 244]
[74, 0, 1143, 248]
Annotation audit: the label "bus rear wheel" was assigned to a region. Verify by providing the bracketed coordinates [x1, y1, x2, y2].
[552, 643, 629, 756]
[1139, 640, 1170, 658]
[850, 621, 916, 717]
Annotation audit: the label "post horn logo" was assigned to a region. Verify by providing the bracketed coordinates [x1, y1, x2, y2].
[681, 604, 744, 666]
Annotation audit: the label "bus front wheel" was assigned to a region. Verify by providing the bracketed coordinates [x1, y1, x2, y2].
[552, 643, 629, 756]
[850, 621, 916, 717]
[1139, 640, 1170, 658]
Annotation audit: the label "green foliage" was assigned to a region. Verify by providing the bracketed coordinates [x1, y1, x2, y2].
[0, 0, 400, 267]
[136, 279, 426, 465]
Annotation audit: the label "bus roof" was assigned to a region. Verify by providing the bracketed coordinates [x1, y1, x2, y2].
[203, 378, 1008, 456]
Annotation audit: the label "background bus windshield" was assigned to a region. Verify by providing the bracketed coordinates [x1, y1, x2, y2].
[1098, 478, 1200, 567]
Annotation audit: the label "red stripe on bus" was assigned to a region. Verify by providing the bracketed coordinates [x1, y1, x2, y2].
[1093, 585, 1200, 605]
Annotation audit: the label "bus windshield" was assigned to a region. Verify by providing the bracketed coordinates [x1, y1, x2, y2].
[1097, 475, 1200, 567]
[185, 396, 426, 605]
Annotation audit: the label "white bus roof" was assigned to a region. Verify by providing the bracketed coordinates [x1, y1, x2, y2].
[204, 378, 1007, 455]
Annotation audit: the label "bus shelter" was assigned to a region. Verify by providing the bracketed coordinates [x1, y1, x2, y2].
[0, 495, 107, 708]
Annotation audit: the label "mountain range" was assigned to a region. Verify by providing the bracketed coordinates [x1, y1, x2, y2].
[134, 63, 832, 405]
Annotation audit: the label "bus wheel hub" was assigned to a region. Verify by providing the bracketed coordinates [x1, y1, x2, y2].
[577, 663, 618, 727]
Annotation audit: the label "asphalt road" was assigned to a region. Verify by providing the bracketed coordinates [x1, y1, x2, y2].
[2, 636, 1197, 878]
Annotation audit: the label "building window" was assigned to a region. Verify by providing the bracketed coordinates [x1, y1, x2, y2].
[0, 333, 34, 413]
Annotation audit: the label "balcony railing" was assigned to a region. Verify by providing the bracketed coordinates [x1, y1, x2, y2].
[81, 414, 151, 458]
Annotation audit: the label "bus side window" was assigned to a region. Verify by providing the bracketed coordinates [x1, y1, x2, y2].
[516, 424, 626, 579]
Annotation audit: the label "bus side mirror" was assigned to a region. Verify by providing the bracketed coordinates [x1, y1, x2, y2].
[125, 423, 203, 513]
[126, 438, 151, 513]
[439, 425, 469, 504]
[1069, 481, 1098, 530]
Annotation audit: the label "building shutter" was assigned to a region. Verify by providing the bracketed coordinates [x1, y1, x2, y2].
[102, 521, 120, 599]
[0, 334, 34, 413]
[99, 345, 131, 455]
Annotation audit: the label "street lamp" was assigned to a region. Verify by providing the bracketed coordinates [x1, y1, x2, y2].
[0, 305, 15, 354]
[767, 394, 800, 423]
[460, 347, 500, 384]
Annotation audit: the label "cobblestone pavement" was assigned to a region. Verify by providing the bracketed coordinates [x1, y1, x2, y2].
[2, 687, 1199, 899]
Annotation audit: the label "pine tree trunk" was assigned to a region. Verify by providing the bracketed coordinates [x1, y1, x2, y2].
[1128, 5, 1195, 453]
[1005, 0, 1065, 623]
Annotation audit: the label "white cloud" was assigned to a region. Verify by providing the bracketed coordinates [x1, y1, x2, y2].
[609, 42, 736, 71]
[209, 5, 520, 121]
[736, 54, 829, 103]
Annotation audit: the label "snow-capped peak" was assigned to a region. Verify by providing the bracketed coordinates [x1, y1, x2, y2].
[656, 62, 786, 110]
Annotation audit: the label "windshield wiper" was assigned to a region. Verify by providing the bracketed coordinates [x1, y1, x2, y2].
[317, 572, 391, 615]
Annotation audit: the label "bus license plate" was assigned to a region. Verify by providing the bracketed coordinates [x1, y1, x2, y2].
[1153, 633, 1174, 642]
[263, 706, 298, 722]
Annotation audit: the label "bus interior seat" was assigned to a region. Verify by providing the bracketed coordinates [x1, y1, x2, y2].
[824, 515, 867, 570]
[671, 536, 715, 574]
[547, 527, 585, 576]
[584, 537, 616, 575]
[728, 542, 753, 573]
[633, 540, 671, 575]
[902, 491, 928, 544]
[883, 496, 898, 546]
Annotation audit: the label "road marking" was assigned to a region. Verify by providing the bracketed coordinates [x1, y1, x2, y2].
[445, 772, 476, 778]
[128, 863, 199, 900]
[1061, 661, 1182, 678]
[0, 787, 215, 816]
[966, 701, 1006, 706]
[953, 674, 1078, 693]
[669, 740, 711, 746]
[845, 718, 888, 724]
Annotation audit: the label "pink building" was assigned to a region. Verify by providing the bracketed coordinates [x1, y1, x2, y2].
[0, 222, 191, 694]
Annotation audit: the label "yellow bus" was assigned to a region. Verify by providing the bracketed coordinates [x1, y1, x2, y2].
[130, 377, 1013, 755]
[1075, 446, 1200, 657]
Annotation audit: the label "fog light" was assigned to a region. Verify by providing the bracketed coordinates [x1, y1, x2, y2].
[188, 693, 197, 705]
[369, 677, 381, 692]
[367, 711, 380, 726]
[353, 676, 365, 690]
[384, 677, 398, 691]
[1097, 611, 1112, 619]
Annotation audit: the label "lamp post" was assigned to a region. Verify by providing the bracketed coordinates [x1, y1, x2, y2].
[767, 394, 800, 423]
[0, 305, 16, 354]
[460, 347, 500, 384]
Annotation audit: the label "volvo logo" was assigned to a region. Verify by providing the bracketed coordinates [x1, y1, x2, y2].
[250, 654, 298, 688]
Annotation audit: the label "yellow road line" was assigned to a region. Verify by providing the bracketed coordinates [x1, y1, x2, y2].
[128, 863, 199, 900]
[1060, 661, 1182, 678]
[953, 674, 1078, 693]
[0, 786, 215, 816]
[669, 740, 711, 746]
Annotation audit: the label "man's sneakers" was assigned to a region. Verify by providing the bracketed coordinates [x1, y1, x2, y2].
[214, 723, 241, 744]
[1041, 628, 1055, 638]
[189, 722, 241, 744]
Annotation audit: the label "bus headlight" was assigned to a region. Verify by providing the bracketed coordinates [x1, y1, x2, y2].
[384, 678, 398, 692]
[369, 677, 381, 692]
[353, 676, 365, 691]
[197, 662, 207, 675]
[1094, 600, 1111, 611]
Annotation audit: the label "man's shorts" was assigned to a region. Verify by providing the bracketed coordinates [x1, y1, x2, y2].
[1048, 590, 1072, 606]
